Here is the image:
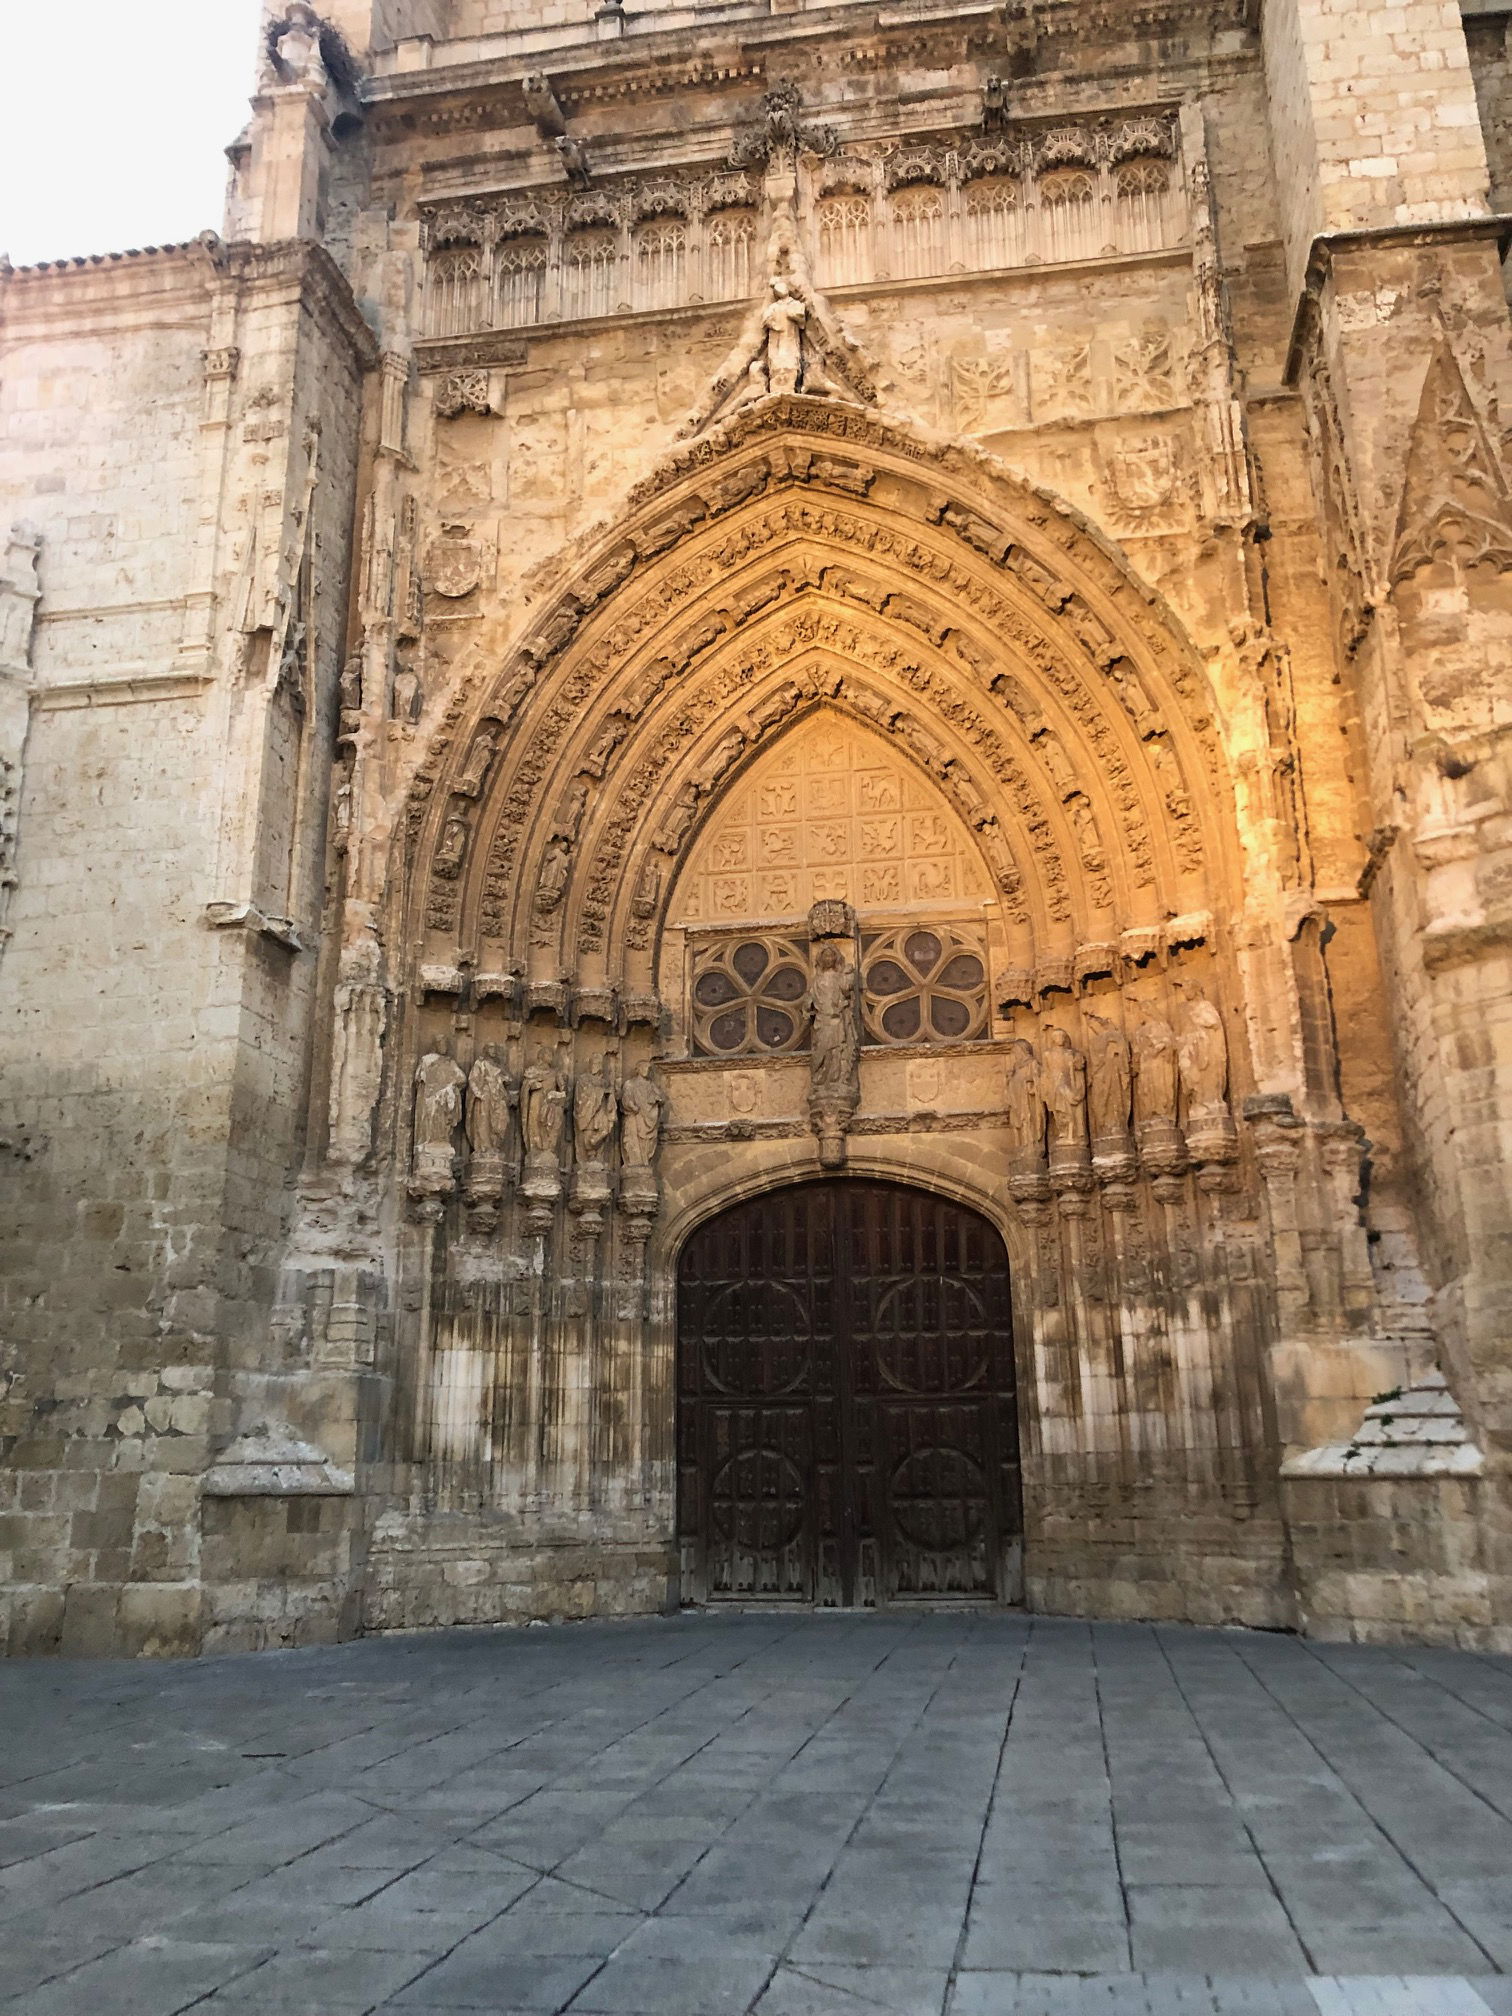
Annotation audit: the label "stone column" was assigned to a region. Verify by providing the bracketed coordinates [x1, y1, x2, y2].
[1264, 0, 1512, 1630]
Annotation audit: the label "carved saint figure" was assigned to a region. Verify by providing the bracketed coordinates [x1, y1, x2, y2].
[1003, 1038, 1045, 1160]
[620, 1062, 666, 1171]
[761, 279, 808, 397]
[583, 717, 627, 778]
[269, 2, 326, 84]
[414, 1051, 466, 1155]
[392, 660, 422, 723]
[434, 811, 468, 879]
[1177, 998, 1228, 1115]
[653, 785, 700, 853]
[465, 1050, 513, 1159]
[520, 1048, 568, 1159]
[573, 1053, 618, 1164]
[338, 648, 364, 718]
[553, 778, 590, 841]
[1039, 1025, 1088, 1147]
[631, 855, 663, 920]
[1084, 1013, 1132, 1142]
[1131, 1014, 1179, 1126]
[809, 942, 860, 1099]
[456, 722, 500, 798]
[0, 522, 42, 672]
[535, 837, 571, 912]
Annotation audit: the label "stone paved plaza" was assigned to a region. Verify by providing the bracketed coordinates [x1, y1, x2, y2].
[3, 1613, 1512, 2015]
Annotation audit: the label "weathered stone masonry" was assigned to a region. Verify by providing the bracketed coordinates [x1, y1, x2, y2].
[0, 0, 1509, 1654]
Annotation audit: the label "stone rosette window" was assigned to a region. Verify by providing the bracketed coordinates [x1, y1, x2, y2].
[860, 926, 990, 1045]
[691, 935, 811, 1056]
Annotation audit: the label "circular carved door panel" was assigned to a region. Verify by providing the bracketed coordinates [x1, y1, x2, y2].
[677, 1180, 1021, 1606]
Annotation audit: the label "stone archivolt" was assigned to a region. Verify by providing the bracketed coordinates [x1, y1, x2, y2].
[403, 403, 1224, 997]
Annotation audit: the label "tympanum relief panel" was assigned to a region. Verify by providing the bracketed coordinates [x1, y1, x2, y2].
[670, 712, 994, 927]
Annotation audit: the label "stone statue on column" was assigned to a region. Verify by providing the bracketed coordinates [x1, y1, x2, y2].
[410, 1049, 466, 1216]
[519, 1045, 568, 1231]
[1040, 1024, 1089, 1187]
[1084, 1012, 1134, 1180]
[1177, 996, 1238, 1164]
[464, 1048, 515, 1220]
[619, 1060, 666, 1226]
[1131, 1012, 1184, 1179]
[1004, 1037, 1047, 1204]
[571, 1052, 618, 1230]
[327, 936, 387, 1171]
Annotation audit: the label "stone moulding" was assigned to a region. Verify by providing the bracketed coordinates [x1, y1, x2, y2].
[203, 1422, 355, 1497]
[1282, 1374, 1485, 1481]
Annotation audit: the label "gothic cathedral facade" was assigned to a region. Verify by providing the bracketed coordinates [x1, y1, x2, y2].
[1, 0, 1510, 1655]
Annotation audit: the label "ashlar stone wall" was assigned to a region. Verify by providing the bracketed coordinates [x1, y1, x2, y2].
[3, 0, 1511, 1655]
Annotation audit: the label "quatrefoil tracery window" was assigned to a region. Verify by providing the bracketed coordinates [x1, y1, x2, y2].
[861, 928, 990, 1046]
[689, 927, 991, 1058]
[692, 937, 810, 1057]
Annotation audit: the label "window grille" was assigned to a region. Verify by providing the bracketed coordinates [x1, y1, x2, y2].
[427, 245, 484, 337]
[963, 178, 1025, 271]
[563, 231, 619, 321]
[635, 220, 687, 311]
[495, 236, 547, 329]
[861, 928, 990, 1046]
[691, 938, 811, 1057]
[705, 209, 757, 301]
[1039, 169, 1099, 264]
[815, 194, 873, 287]
[890, 185, 946, 281]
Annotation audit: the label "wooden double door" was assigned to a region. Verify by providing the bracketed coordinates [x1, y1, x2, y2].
[676, 1180, 1022, 1607]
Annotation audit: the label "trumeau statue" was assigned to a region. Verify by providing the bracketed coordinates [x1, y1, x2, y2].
[573, 1054, 618, 1165]
[1040, 1025, 1088, 1148]
[520, 1048, 568, 1160]
[809, 942, 860, 1101]
[620, 1062, 666, 1171]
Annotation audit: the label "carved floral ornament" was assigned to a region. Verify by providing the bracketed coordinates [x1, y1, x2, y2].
[394, 402, 1232, 984]
[416, 115, 1175, 252]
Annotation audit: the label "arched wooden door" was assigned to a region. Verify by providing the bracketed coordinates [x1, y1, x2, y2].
[676, 1180, 1022, 1607]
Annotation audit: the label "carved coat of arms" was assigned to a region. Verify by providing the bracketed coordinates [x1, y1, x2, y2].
[1101, 432, 1182, 519]
[425, 526, 489, 599]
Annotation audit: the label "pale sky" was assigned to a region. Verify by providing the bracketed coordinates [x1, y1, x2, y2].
[1, 0, 267, 268]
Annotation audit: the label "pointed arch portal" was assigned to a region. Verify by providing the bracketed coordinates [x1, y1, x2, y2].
[676, 1179, 1022, 1606]
[372, 395, 1288, 1638]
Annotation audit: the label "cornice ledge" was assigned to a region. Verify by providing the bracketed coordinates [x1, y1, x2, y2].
[214, 239, 380, 368]
[204, 899, 307, 953]
[1284, 214, 1512, 384]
